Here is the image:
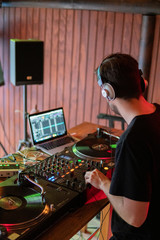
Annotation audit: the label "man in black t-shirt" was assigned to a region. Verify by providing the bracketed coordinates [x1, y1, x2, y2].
[85, 53, 160, 240]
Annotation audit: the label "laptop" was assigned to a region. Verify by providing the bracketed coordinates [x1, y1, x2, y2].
[28, 107, 75, 155]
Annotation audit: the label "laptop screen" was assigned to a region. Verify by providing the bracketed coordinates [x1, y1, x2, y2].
[28, 108, 67, 144]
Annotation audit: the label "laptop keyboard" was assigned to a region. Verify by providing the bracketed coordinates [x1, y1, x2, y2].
[40, 136, 74, 150]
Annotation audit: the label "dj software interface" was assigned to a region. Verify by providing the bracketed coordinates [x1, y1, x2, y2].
[30, 109, 66, 143]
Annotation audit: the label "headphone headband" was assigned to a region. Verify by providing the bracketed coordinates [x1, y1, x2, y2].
[97, 66, 103, 87]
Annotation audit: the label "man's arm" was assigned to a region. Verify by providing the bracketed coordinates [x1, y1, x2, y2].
[85, 169, 150, 227]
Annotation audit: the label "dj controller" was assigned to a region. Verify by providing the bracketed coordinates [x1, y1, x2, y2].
[0, 128, 119, 240]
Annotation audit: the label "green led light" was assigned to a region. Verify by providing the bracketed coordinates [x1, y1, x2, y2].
[110, 144, 117, 149]
[78, 159, 82, 162]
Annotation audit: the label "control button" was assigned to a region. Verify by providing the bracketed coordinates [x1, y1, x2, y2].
[104, 167, 109, 171]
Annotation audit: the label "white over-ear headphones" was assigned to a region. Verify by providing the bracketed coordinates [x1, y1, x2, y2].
[101, 83, 116, 101]
[97, 63, 148, 101]
[97, 66, 116, 101]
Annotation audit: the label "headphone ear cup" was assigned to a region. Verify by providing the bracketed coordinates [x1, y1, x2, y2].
[101, 83, 116, 101]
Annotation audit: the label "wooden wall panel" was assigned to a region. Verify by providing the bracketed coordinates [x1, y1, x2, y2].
[0, 7, 159, 157]
[84, 11, 98, 123]
[148, 15, 160, 104]
[63, 10, 74, 127]
[69, 10, 81, 128]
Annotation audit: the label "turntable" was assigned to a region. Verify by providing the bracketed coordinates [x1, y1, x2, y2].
[0, 185, 50, 239]
[0, 179, 83, 239]
[0, 128, 119, 239]
[72, 127, 119, 160]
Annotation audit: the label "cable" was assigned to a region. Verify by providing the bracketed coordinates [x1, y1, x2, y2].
[24, 174, 45, 202]
[85, 189, 110, 240]
[97, 204, 110, 240]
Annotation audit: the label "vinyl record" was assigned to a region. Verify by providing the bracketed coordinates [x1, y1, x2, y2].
[0, 186, 49, 228]
[73, 137, 116, 159]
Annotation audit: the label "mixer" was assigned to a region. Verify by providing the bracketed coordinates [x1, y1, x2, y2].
[0, 128, 118, 239]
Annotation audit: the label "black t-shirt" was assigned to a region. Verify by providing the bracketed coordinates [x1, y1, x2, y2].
[109, 103, 160, 240]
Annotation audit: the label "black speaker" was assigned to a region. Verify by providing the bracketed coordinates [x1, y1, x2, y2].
[10, 39, 44, 86]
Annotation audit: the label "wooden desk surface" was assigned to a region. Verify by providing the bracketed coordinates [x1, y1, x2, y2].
[38, 122, 122, 240]
[68, 121, 122, 140]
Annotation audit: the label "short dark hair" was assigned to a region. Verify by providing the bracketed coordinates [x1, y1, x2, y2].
[100, 53, 142, 99]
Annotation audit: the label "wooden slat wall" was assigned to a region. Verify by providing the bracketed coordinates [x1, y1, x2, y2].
[0, 7, 159, 156]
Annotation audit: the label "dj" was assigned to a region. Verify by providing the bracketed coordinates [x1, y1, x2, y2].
[85, 53, 160, 240]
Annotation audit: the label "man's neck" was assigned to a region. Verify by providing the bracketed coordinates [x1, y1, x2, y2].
[116, 96, 156, 125]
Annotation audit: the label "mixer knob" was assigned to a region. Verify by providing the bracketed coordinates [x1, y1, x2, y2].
[87, 164, 90, 171]
[100, 160, 103, 168]
[67, 165, 70, 170]
[78, 182, 84, 190]
[96, 162, 99, 168]
[71, 162, 74, 168]
[71, 182, 75, 188]
[52, 159, 56, 165]
[42, 166, 46, 171]
[53, 154, 58, 162]
[39, 163, 43, 170]
[42, 172, 46, 177]
[66, 179, 70, 186]
[47, 163, 51, 168]
[73, 177, 77, 182]
[70, 170, 74, 178]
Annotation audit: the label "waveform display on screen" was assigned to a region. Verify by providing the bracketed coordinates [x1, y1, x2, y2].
[30, 109, 66, 143]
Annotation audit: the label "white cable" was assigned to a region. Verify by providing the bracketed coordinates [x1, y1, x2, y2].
[24, 174, 45, 200]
